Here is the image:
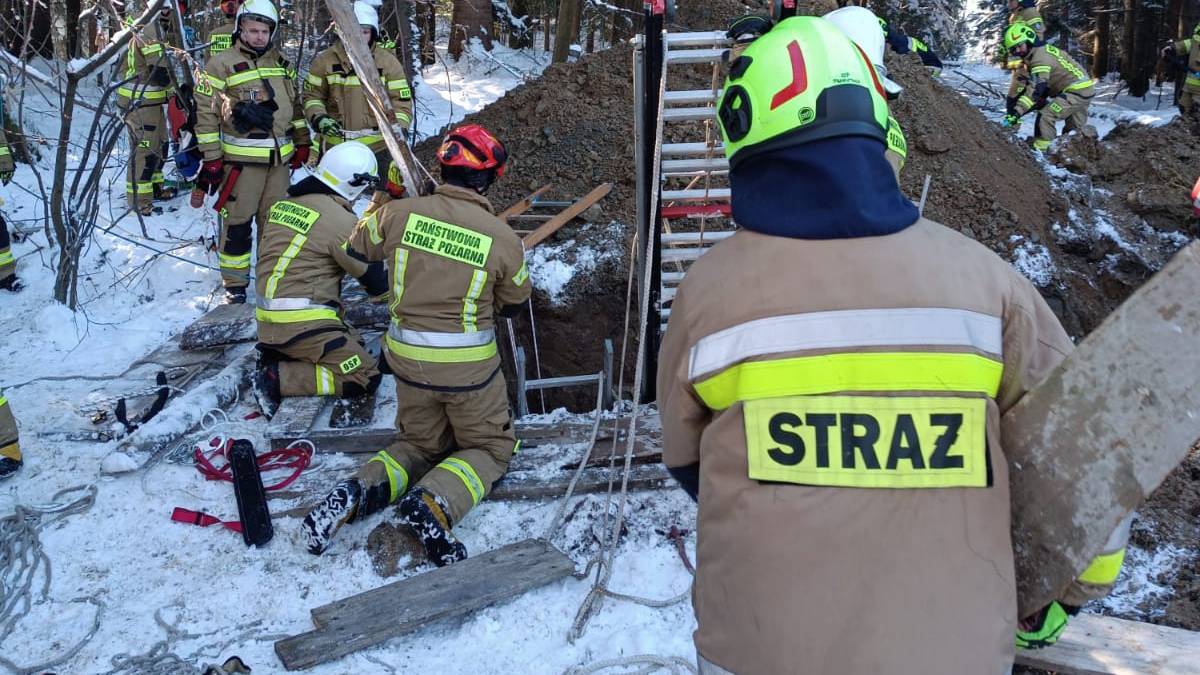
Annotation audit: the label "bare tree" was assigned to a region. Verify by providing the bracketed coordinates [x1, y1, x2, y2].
[552, 0, 581, 63]
[1092, 0, 1110, 78]
[448, 0, 495, 60]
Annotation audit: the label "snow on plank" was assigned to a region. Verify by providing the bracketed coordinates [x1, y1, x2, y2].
[275, 539, 575, 670]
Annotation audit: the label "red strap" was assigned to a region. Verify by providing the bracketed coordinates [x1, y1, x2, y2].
[193, 438, 312, 491]
[170, 507, 243, 533]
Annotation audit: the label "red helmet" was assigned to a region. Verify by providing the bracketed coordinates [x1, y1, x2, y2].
[436, 124, 508, 179]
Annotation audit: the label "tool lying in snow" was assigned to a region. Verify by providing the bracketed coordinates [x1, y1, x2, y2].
[229, 439, 273, 547]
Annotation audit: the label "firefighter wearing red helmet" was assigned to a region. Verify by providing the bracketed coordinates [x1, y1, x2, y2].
[302, 124, 530, 567]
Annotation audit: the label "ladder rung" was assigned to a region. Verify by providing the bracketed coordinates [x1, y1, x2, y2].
[662, 271, 686, 284]
[664, 31, 731, 48]
[662, 157, 728, 174]
[660, 322, 669, 334]
[661, 203, 731, 219]
[661, 286, 676, 303]
[662, 247, 711, 264]
[664, 89, 722, 105]
[663, 107, 716, 123]
[662, 188, 731, 202]
[661, 307, 672, 319]
[664, 48, 727, 64]
[662, 142, 725, 156]
[662, 231, 735, 244]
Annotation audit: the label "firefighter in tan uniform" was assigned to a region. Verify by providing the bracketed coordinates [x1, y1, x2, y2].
[1002, 23, 1095, 151]
[193, 0, 311, 303]
[1162, 23, 1200, 116]
[250, 141, 387, 416]
[1003, 0, 1045, 115]
[0, 393, 21, 479]
[303, 1, 413, 211]
[118, 3, 179, 215]
[0, 129, 20, 292]
[662, 18, 1126, 675]
[302, 125, 530, 567]
[207, 0, 241, 59]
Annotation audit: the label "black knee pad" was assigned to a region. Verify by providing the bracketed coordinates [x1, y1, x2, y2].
[223, 222, 253, 255]
[359, 480, 392, 518]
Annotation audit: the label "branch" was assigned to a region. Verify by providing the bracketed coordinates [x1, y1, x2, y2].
[68, 0, 165, 79]
[0, 48, 56, 86]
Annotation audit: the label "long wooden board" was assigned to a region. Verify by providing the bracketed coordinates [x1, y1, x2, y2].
[275, 539, 575, 670]
[1005, 241, 1200, 615]
[522, 183, 612, 249]
[1015, 613, 1200, 675]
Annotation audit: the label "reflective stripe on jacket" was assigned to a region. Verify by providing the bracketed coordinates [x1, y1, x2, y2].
[1015, 44, 1095, 115]
[303, 42, 413, 154]
[118, 19, 175, 104]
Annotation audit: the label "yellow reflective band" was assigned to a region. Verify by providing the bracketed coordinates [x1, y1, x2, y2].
[439, 457, 484, 506]
[264, 233, 307, 299]
[126, 181, 155, 194]
[0, 394, 7, 405]
[117, 87, 170, 101]
[389, 248, 408, 316]
[226, 66, 288, 87]
[462, 269, 487, 332]
[402, 213, 493, 268]
[363, 212, 383, 245]
[744, 395, 988, 489]
[369, 450, 410, 502]
[694, 352, 1003, 411]
[141, 44, 164, 56]
[1065, 79, 1096, 92]
[1030, 66, 1051, 75]
[218, 252, 252, 269]
[886, 116, 907, 160]
[196, 132, 221, 144]
[0, 146, 10, 156]
[512, 261, 529, 286]
[512, 440, 521, 456]
[305, 72, 323, 87]
[326, 74, 363, 86]
[387, 80, 410, 92]
[315, 365, 336, 395]
[1017, 95, 1034, 108]
[202, 74, 226, 91]
[395, 112, 411, 124]
[291, 118, 307, 129]
[385, 333, 498, 363]
[0, 251, 14, 266]
[304, 99, 325, 111]
[221, 141, 295, 159]
[0, 441, 19, 462]
[1032, 138, 1051, 150]
[255, 306, 341, 324]
[1077, 547, 1126, 585]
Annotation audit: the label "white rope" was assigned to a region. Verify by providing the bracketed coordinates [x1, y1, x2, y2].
[0, 485, 103, 675]
[527, 295, 548, 413]
[565, 654, 698, 675]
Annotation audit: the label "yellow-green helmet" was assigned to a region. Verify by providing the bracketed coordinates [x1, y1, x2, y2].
[717, 16, 889, 168]
[1003, 22, 1036, 51]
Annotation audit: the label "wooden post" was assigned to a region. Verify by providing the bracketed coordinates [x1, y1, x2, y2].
[323, 0, 429, 197]
[1004, 241, 1200, 616]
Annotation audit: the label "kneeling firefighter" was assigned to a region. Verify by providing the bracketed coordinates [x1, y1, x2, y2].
[659, 17, 1126, 674]
[302, 124, 530, 567]
[251, 141, 387, 417]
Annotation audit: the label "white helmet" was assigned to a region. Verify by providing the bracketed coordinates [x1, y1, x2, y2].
[316, 141, 379, 202]
[353, 1, 380, 35]
[823, 6, 904, 98]
[235, 0, 280, 44]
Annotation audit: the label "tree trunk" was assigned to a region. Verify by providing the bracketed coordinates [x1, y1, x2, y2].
[586, 14, 596, 53]
[509, 0, 532, 48]
[610, 0, 642, 43]
[1093, 1, 1110, 78]
[1128, 2, 1159, 96]
[418, 0, 436, 65]
[1060, 5, 1070, 48]
[543, 14, 551, 52]
[391, 0, 416, 83]
[1164, 0, 1183, 40]
[1120, 0, 1137, 80]
[552, 0, 582, 63]
[448, 0, 495, 60]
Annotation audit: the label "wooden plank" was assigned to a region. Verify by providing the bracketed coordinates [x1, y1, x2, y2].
[1004, 241, 1200, 615]
[276, 539, 575, 669]
[521, 183, 612, 249]
[1014, 613, 1200, 675]
[489, 463, 671, 501]
[498, 185, 552, 223]
[268, 396, 330, 440]
[323, 0, 426, 197]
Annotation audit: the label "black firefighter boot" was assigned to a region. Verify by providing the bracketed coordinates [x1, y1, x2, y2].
[302, 477, 391, 555]
[224, 286, 247, 304]
[251, 360, 281, 419]
[397, 487, 467, 567]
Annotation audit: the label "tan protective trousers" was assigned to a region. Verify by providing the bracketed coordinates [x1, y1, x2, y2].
[0, 217, 14, 282]
[123, 103, 167, 211]
[0, 393, 20, 467]
[218, 162, 291, 288]
[266, 327, 380, 397]
[1180, 87, 1198, 115]
[356, 373, 518, 525]
[1034, 91, 1092, 149]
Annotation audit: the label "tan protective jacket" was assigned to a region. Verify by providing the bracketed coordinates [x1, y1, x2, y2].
[118, 19, 175, 106]
[1014, 44, 1095, 115]
[303, 42, 413, 153]
[194, 42, 309, 164]
[208, 20, 236, 59]
[659, 218, 1083, 674]
[1171, 38, 1200, 92]
[0, 128, 13, 173]
[254, 192, 374, 346]
[348, 184, 530, 389]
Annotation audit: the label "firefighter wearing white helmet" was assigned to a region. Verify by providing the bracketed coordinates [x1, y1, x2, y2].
[250, 141, 388, 417]
[303, 0, 414, 213]
[824, 5, 909, 181]
[193, 0, 311, 304]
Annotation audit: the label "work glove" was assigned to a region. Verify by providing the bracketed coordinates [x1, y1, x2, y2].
[1016, 601, 1076, 650]
[315, 114, 342, 136]
[290, 145, 311, 170]
[383, 163, 406, 199]
[726, 15, 773, 43]
[0, 170, 11, 185]
[196, 159, 224, 196]
[1002, 114, 1020, 127]
[230, 100, 277, 134]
